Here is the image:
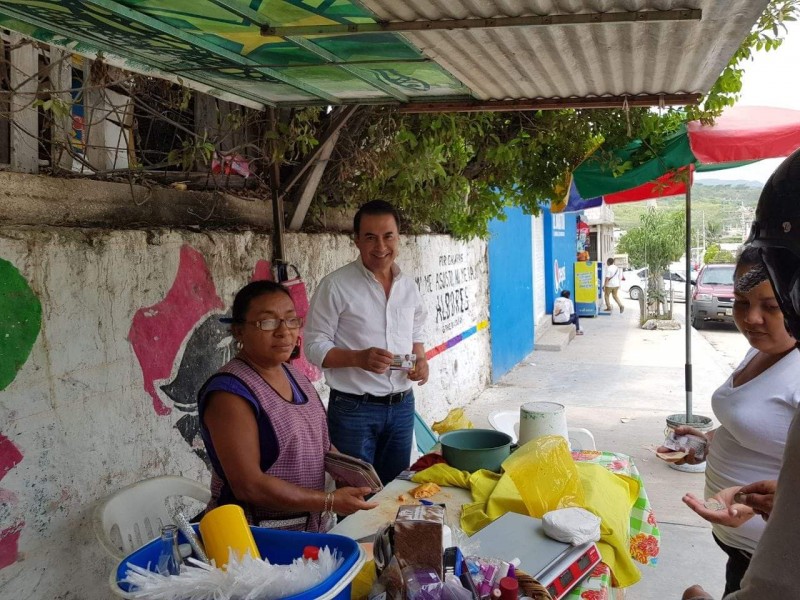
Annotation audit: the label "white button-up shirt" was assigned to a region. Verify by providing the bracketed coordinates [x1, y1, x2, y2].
[305, 259, 427, 395]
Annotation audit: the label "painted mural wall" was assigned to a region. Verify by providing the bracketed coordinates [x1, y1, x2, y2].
[0, 227, 489, 599]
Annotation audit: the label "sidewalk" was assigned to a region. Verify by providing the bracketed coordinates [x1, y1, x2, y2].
[463, 297, 734, 599]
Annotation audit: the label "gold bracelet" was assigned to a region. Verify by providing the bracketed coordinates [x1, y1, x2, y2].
[330, 491, 336, 514]
[323, 491, 333, 514]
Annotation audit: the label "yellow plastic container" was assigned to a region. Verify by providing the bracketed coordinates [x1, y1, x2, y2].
[199, 505, 260, 568]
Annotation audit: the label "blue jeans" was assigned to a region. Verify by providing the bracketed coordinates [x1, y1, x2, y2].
[327, 389, 415, 485]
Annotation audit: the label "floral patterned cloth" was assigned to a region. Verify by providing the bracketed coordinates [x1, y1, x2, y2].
[564, 451, 660, 599]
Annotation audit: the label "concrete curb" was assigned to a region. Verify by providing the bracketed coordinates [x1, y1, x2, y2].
[534, 320, 575, 351]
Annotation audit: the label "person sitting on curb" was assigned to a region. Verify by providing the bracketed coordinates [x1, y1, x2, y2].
[552, 290, 584, 335]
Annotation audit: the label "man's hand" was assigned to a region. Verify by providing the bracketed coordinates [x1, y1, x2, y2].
[682, 584, 714, 600]
[356, 347, 393, 373]
[408, 356, 429, 385]
[682, 488, 754, 527]
[737, 479, 777, 519]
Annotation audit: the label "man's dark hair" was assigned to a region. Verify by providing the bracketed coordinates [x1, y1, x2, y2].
[606, 257, 615, 266]
[231, 280, 291, 323]
[353, 200, 400, 236]
[560, 290, 571, 298]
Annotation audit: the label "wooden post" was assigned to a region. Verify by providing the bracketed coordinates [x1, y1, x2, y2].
[83, 59, 110, 173]
[0, 37, 11, 165]
[48, 47, 72, 172]
[9, 34, 39, 173]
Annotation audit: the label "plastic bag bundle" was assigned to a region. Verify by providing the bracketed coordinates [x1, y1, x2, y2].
[432, 409, 474, 435]
[502, 435, 585, 518]
[542, 507, 601, 546]
[122, 546, 343, 600]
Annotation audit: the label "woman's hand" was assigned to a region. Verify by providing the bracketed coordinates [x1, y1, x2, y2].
[736, 479, 777, 520]
[656, 426, 711, 465]
[682, 487, 754, 527]
[332, 487, 379, 515]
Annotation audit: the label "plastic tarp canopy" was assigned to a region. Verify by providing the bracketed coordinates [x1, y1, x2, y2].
[570, 106, 800, 206]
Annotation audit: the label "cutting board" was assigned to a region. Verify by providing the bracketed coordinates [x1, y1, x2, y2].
[329, 479, 471, 540]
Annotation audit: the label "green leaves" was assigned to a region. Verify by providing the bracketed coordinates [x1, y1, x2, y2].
[618, 207, 686, 276]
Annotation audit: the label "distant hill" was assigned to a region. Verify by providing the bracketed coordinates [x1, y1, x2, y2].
[612, 183, 759, 232]
[694, 179, 763, 188]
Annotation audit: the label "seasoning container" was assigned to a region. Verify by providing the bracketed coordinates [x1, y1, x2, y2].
[499, 576, 519, 600]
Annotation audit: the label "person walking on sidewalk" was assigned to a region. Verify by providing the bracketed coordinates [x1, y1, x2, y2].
[603, 257, 624, 313]
[553, 290, 584, 335]
[305, 200, 429, 485]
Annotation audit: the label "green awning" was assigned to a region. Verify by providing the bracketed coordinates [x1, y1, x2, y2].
[573, 125, 697, 199]
[0, 0, 471, 108]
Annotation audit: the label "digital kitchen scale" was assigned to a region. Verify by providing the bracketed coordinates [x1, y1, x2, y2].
[470, 511, 601, 600]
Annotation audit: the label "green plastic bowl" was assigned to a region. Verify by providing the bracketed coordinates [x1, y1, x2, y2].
[439, 429, 513, 473]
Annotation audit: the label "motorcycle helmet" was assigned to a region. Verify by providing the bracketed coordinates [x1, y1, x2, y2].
[747, 147, 800, 340]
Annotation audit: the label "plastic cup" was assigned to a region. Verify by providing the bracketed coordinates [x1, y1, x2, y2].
[199, 505, 260, 568]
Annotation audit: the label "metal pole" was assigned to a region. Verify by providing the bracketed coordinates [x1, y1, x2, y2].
[685, 183, 693, 422]
[269, 108, 287, 279]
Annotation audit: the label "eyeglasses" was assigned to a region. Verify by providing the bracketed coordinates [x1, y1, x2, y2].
[243, 317, 304, 331]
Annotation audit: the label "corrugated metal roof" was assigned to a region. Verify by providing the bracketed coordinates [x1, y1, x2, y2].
[0, 0, 769, 110]
[362, 0, 768, 101]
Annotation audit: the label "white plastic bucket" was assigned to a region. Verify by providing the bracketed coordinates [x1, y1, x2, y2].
[518, 402, 569, 446]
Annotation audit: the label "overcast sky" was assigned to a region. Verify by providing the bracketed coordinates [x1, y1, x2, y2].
[694, 19, 800, 184]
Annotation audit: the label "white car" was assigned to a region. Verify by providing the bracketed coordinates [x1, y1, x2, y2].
[621, 268, 695, 302]
[621, 268, 648, 300]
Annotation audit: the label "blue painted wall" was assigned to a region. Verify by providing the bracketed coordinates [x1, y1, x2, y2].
[543, 208, 578, 313]
[488, 207, 534, 380]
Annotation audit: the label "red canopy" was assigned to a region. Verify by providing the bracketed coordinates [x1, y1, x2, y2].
[687, 106, 800, 164]
[604, 167, 692, 204]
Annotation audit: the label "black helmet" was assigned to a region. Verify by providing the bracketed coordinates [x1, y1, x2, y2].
[747, 148, 800, 340]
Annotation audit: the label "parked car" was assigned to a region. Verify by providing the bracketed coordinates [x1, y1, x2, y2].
[621, 268, 648, 300]
[691, 264, 736, 329]
[621, 268, 694, 302]
[663, 270, 696, 303]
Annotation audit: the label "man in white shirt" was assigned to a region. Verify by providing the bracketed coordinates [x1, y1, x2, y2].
[305, 200, 429, 484]
[552, 290, 583, 334]
[603, 257, 624, 313]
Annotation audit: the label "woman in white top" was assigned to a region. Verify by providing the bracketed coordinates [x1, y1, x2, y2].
[668, 246, 800, 595]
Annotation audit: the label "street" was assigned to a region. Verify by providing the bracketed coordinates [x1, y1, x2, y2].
[694, 320, 750, 371]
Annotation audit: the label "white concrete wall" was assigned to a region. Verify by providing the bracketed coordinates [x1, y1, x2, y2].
[0, 227, 490, 598]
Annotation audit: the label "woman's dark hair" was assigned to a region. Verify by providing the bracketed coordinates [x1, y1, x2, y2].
[231, 280, 291, 323]
[353, 200, 400, 235]
[560, 289, 571, 298]
[736, 245, 762, 270]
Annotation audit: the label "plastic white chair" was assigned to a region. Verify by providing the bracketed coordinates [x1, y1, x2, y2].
[487, 410, 596, 450]
[94, 475, 211, 560]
